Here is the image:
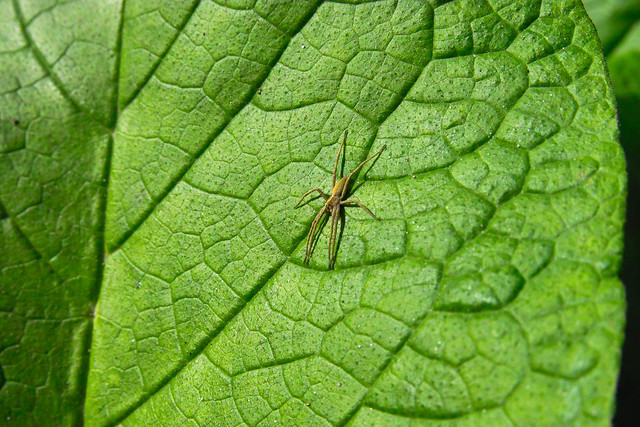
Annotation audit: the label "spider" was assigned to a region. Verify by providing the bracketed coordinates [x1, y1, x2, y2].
[294, 131, 386, 268]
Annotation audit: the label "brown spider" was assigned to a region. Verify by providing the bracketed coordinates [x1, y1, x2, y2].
[294, 131, 386, 268]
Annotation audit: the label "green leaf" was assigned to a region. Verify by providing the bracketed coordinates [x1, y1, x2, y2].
[0, 0, 626, 425]
[583, 3, 640, 422]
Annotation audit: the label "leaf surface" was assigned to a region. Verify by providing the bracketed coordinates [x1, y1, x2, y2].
[0, 0, 626, 425]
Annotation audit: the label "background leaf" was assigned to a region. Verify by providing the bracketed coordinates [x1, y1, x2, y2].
[582, 0, 640, 54]
[0, 0, 626, 425]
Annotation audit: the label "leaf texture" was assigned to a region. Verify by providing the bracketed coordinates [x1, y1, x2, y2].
[0, 0, 626, 425]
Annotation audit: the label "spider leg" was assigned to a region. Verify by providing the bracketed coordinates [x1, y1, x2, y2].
[341, 145, 386, 198]
[333, 130, 348, 188]
[342, 199, 379, 220]
[328, 207, 340, 268]
[294, 188, 329, 208]
[305, 205, 328, 264]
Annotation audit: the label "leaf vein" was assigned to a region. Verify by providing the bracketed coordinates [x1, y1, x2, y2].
[109, 2, 322, 254]
[10, 0, 109, 129]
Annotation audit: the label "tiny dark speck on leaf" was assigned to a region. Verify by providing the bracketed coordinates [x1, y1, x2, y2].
[11, 118, 19, 125]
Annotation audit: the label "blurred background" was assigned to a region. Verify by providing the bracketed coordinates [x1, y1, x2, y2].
[583, 1, 640, 424]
